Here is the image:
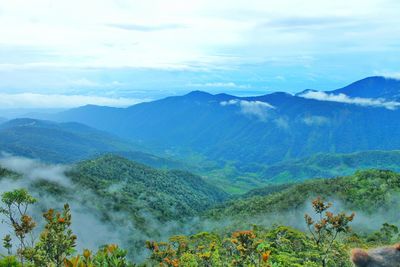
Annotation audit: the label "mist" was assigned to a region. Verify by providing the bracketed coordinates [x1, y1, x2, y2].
[1, 154, 399, 263]
[0, 154, 233, 261]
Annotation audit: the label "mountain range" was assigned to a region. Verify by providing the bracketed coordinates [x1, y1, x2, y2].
[0, 118, 184, 169]
[0, 76, 393, 192]
[35, 76, 400, 167]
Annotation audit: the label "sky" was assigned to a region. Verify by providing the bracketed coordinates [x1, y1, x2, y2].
[0, 0, 399, 108]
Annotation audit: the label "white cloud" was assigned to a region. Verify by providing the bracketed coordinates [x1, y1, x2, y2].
[376, 72, 400, 80]
[220, 99, 275, 120]
[0, 93, 143, 109]
[0, 153, 71, 187]
[274, 117, 289, 129]
[188, 82, 250, 88]
[0, 0, 399, 70]
[302, 115, 330, 126]
[299, 91, 400, 110]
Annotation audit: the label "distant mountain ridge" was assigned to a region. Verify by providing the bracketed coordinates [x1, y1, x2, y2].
[0, 118, 186, 169]
[37, 76, 400, 168]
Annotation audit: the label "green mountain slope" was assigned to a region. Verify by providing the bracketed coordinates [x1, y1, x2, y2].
[0, 118, 135, 163]
[207, 169, 400, 220]
[202, 150, 400, 194]
[259, 150, 400, 183]
[0, 118, 187, 170]
[67, 155, 228, 221]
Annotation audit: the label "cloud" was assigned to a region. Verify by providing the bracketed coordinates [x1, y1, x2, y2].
[299, 91, 400, 110]
[189, 82, 250, 89]
[378, 72, 400, 80]
[302, 115, 330, 126]
[260, 16, 358, 30]
[0, 93, 143, 109]
[220, 99, 275, 120]
[0, 0, 399, 94]
[108, 23, 186, 32]
[274, 117, 289, 129]
[0, 154, 132, 255]
[0, 153, 71, 187]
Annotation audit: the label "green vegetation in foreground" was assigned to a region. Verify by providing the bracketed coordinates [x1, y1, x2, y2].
[1, 157, 400, 266]
[1, 189, 399, 266]
[0, 155, 229, 261]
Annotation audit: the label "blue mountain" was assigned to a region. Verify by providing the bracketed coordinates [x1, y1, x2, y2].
[328, 76, 400, 100]
[40, 76, 400, 166]
[0, 118, 184, 168]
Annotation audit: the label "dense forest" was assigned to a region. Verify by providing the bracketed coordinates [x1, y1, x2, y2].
[1, 158, 399, 266]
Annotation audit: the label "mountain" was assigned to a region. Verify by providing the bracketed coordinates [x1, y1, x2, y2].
[68, 155, 228, 220]
[0, 117, 6, 124]
[42, 77, 400, 170]
[0, 118, 183, 168]
[207, 169, 400, 221]
[328, 76, 400, 100]
[258, 150, 400, 183]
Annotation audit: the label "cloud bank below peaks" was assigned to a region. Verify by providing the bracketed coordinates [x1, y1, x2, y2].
[299, 91, 400, 110]
[0, 93, 142, 109]
[220, 99, 275, 121]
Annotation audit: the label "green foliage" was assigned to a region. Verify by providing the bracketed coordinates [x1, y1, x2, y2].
[0, 189, 37, 264]
[258, 150, 400, 184]
[0, 178, 399, 267]
[65, 245, 135, 267]
[208, 169, 400, 219]
[32, 204, 77, 267]
[0, 189, 136, 267]
[366, 223, 400, 245]
[304, 197, 355, 267]
[0, 256, 20, 267]
[1, 189, 36, 207]
[199, 150, 400, 193]
[145, 225, 353, 267]
[68, 155, 228, 223]
[0, 155, 228, 261]
[3, 235, 12, 255]
[0, 167, 17, 179]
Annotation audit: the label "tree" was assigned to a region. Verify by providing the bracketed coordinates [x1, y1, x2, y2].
[305, 197, 355, 267]
[32, 204, 77, 267]
[2, 235, 12, 255]
[0, 189, 36, 265]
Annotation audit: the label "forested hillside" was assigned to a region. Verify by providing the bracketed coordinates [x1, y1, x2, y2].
[68, 155, 228, 221]
[1, 168, 399, 266]
[257, 150, 400, 183]
[0, 155, 229, 260]
[208, 169, 400, 221]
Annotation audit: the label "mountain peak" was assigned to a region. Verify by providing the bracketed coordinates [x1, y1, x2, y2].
[329, 76, 400, 100]
[184, 90, 213, 98]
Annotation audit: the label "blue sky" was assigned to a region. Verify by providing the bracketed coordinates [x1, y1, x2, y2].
[0, 0, 399, 108]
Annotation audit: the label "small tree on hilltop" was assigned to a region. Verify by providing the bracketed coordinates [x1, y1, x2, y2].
[304, 197, 355, 267]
